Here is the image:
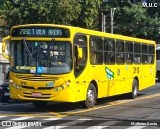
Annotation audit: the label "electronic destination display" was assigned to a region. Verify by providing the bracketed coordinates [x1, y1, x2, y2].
[11, 26, 70, 38]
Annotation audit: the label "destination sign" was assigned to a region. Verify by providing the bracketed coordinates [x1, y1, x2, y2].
[11, 27, 70, 37]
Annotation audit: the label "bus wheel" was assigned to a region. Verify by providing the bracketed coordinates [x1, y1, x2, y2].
[130, 79, 138, 99]
[32, 101, 48, 108]
[85, 83, 97, 108]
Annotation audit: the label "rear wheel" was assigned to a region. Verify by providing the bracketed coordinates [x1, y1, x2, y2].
[32, 101, 48, 108]
[85, 83, 97, 108]
[129, 79, 138, 99]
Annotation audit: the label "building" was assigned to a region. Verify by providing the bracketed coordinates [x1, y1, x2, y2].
[0, 30, 9, 85]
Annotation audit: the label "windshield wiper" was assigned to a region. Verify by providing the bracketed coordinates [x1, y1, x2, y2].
[22, 38, 32, 59]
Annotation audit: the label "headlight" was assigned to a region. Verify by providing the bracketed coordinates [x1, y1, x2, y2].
[54, 87, 58, 91]
[10, 79, 13, 83]
[13, 83, 16, 87]
[65, 82, 70, 86]
[60, 86, 64, 90]
[16, 86, 20, 89]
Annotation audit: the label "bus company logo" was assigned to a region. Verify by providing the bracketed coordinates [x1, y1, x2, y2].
[46, 81, 55, 87]
[142, 0, 158, 8]
[105, 67, 114, 80]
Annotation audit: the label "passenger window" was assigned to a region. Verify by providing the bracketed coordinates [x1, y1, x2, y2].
[90, 37, 103, 64]
[116, 40, 125, 64]
[134, 43, 141, 64]
[142, 44, 148, 64]
[104, 38, 115, 64]
[148, 45, 154, 64]
[126, 42, 133, 64]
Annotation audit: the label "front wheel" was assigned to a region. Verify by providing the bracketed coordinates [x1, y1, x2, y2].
[32, 101, 48, 108]
[1, 96, 9, 103]
[85, 83, 97, 108]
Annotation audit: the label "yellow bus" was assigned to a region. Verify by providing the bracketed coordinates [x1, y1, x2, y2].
[2, 24, 156, 108]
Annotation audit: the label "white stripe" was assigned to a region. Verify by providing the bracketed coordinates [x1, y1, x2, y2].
[43, 118, 62, 121]
[10, 117, 33, 121]
[43, 126, 67, 129]
[5, 126, 27, 129]
[87, 126, 108, 129]
[0, 116, 7, 118]
[43, 118, 91, 129]
[126, 126, 146, 129]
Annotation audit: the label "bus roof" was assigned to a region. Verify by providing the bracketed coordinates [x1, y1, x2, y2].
[11, 24, 155, 44]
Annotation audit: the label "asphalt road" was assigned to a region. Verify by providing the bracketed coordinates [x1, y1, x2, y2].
[0, 82, 160, 129]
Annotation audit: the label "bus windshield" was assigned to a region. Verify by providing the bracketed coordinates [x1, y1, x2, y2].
[10, 40, 72, 74]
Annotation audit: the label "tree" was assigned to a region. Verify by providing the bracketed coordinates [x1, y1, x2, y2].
[73, 0, 102, 30]
[3, 0, 81, 28]
[103, 0, 160, 42]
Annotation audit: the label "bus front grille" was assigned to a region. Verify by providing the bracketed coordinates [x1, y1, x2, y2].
[21, 86, 53, 90]
[23, 92, 51, 99]
[24, 96, 50, 99]
[16, 75, 57, 81]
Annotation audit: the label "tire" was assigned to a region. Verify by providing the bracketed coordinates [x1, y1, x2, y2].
[1, 96, 8, 103]
[32, 101, 48, 108]
[129, 79, 138, 99]
[85, 83, 97, 108]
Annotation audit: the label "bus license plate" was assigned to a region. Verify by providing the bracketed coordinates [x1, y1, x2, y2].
[32, 92, 41, 97]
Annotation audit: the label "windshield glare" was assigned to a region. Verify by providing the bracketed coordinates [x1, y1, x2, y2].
[10, 40, 72, 74]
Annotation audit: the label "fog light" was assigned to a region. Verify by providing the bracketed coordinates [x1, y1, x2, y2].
[60, 86, 64, 90]
[10, 79, 13, 83]
[13, 83, 16, 87]
[65, 82, 70, 86]
[16, 86, 20, 89]
[54, 87, 58, 91]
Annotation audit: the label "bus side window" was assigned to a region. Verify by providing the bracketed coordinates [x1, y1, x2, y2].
[134, 43, 141, 64]
[104, 38, 115, 64]
[126, 42, 133, 64]
[90, 52, 96, 64]
[116, 40, 125, 64]
[90, 36, 103, 64]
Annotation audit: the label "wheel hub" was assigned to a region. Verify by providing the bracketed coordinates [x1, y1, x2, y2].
[87, 90, 95, 103]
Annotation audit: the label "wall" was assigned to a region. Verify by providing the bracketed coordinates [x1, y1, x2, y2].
[0, 37, 9, 84]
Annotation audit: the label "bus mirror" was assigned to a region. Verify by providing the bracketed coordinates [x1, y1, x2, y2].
[77, 46, 83, 59]
[2, 36, 10, 52]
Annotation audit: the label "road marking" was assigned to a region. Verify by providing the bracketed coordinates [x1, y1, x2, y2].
[78, 118, 92, 120]
[0, 116, 7, 118]
[87, 126, 108, 129]
[43, 126, 67, 129]
[1, 93, 160, 118]
[126, 126, 146, 129]
[5, 126, 26, 129]
[43, 117, 62, 120]
[10, 116, 33, 120]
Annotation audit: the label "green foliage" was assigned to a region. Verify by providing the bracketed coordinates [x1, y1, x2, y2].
[76, 0, 102, 30]
[3, 0, 81, 27]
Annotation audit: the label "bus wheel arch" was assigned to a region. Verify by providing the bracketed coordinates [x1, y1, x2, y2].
[85, 81, 98, 108]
